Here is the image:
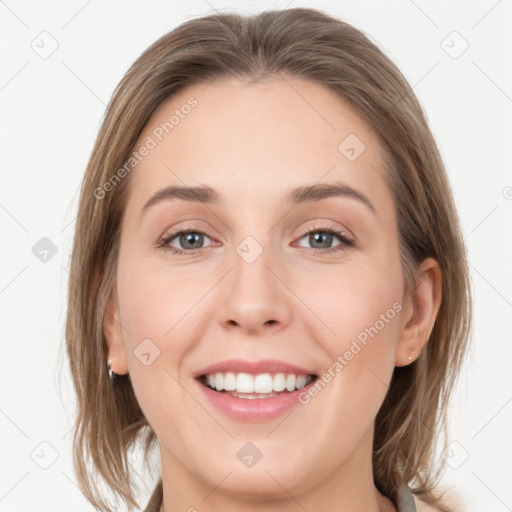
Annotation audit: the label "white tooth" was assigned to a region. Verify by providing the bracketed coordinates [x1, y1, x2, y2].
[214, 373, 224, 391]
[236, 373, 254, 393]
[254, 373, 273, 393]
[273, 373, 286, 392]
[223, 372, 236, 391]
[296, 375, 307, 389]
[205, 371, 312, 393]
[285, 374, 297, 392]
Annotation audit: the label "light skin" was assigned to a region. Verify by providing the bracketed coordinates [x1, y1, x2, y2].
[103, 75, 442, 512]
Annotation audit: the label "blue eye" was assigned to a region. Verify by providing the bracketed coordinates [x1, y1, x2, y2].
[158, 225, 354, 257]
[158, 229, 215, 256]
[296, 227, 354, 253]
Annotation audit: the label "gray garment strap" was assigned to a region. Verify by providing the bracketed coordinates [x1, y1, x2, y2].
[397, 482, 417, 512]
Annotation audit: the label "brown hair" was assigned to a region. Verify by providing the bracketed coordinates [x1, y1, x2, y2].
[64, 7, 472, 511]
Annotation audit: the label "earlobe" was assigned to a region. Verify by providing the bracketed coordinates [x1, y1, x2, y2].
[102, 290, 129, 376]
[395, 257, 442, 367]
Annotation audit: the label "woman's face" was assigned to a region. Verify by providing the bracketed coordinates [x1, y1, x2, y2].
[105, 76, 412, 501]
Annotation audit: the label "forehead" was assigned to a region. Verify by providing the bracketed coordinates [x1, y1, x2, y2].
[125, 75, 388, 211]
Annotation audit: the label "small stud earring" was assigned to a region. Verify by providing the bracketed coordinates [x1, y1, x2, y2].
[107, 358, 118, 380]
[407, 355, 413, 361]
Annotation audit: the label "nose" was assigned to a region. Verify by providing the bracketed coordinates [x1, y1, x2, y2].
[216, 248, 292, 336]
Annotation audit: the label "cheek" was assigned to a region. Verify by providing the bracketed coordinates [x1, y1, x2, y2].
[115, 262, 200, 407]
[118, 259, 203, 350]
[114, 265, 204, 439]
[306, 259, 403, 395]
[311, 256, 402, 340]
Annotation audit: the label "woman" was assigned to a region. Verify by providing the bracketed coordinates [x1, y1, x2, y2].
[65, 8, 472, 512]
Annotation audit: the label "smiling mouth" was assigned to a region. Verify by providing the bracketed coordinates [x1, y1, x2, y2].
[198, 372, 318, 399]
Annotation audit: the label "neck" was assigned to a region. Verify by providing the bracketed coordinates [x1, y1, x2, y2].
[157, 425, 396, 512]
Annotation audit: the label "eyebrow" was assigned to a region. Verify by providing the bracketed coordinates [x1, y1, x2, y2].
[140, 181, 376, 217]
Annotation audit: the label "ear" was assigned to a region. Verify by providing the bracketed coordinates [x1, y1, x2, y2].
[102, 278, 129, 376]
[395, 257, 442, 367]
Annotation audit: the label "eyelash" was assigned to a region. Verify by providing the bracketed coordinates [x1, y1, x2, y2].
[157, 224, 355, 257]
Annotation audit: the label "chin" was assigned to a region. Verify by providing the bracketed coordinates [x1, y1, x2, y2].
[209, 469, 302, 500]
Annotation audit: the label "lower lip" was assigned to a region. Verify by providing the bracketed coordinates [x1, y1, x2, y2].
[195, 378, 317, 421]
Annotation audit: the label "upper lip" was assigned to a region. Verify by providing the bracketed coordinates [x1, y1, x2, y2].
[194, 358, 317, 378]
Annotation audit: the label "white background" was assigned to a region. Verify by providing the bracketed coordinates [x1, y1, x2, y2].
[0, 0, 511, 510]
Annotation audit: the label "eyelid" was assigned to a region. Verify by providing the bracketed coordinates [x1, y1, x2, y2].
[160, 221, 216, 240]
[295, 221, 354, 241]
